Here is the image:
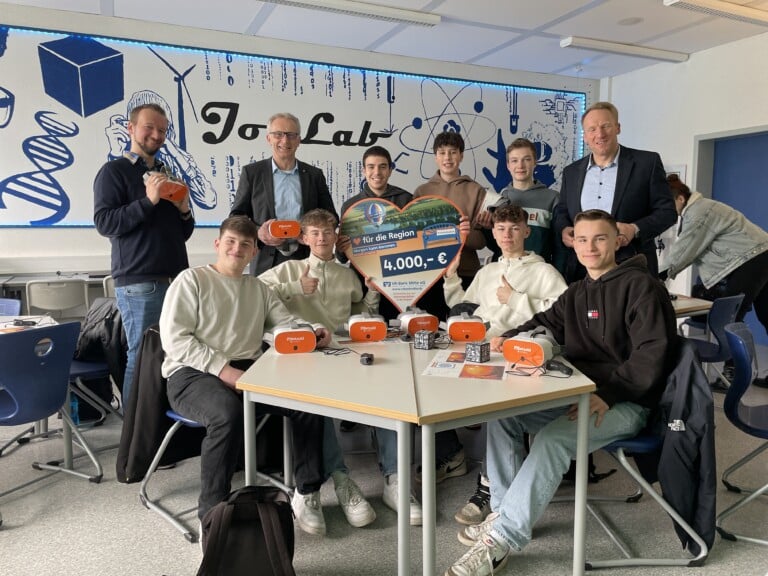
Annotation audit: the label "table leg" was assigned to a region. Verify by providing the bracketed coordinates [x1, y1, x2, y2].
[243, 394, 256, 486]
[422, 423, 436, 576]
[572, 393, 589, 576]
[397, 420, 412, 576]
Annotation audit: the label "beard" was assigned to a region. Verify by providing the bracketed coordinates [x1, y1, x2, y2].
[137, 140, 164, 157]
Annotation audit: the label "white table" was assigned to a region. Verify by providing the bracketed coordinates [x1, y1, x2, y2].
[237, 342, 595, 575]
[672, 295, 713, 318]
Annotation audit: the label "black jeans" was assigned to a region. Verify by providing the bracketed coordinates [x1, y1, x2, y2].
[726, 249, 768, 335]
[167, 367, 324, 520]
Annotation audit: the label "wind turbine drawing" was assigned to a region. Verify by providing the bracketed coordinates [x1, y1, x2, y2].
[148, 46, 197, 149]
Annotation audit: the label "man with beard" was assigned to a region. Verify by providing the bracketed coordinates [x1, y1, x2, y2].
[94, 103, 194, 406]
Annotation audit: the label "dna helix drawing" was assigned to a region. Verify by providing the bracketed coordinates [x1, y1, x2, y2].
[0, 110, 79, 226]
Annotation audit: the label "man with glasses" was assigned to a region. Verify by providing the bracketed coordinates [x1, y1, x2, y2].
[230, 112, 337, 275]
[553, 101, 676, 282]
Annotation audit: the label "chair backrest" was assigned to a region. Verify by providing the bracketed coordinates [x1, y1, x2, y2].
[102, 275, 115, 298]
[723, 322, 767, 438]
[26, 279, 90, 320]
[0, 322, 81, 426]
[0, 297, 22, 315]
[706, 294, 744, 360]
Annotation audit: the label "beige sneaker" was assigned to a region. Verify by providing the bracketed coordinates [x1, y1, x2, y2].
[291, 490, 326, 536]
[455, 474, 491, 525]
[333, 472, 376, 528]
[382, 473, 423, 526]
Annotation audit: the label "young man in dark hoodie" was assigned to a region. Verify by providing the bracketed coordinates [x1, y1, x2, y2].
[444, 209, 677, 576]
[337, 145, 412, 325]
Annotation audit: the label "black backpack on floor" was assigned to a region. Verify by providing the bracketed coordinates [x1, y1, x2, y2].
[198, 486, 296, 576]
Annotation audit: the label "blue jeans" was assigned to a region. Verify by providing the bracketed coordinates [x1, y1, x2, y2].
[373, 427, 398, 477]
[323, 418, 348, 479]
[323, 420, 400, 479]
[487, 401, 648, 551]
[115, 281, 169, 405]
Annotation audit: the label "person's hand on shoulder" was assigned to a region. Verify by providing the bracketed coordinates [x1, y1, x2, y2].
[561, 226, 574, 248]
[475, 210, 494, 229]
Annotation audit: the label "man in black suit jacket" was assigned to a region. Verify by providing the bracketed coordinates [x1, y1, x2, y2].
[230, 112, 337, 276]
[553, 102, 676, 282]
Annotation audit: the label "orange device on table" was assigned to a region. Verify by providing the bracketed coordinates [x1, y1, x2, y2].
[447, 313, 487, 342]
[348, 313, 387, 342]
[273, 323, 317, 354]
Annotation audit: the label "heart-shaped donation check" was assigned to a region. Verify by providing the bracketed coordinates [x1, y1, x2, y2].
[340, 195, 464, 312]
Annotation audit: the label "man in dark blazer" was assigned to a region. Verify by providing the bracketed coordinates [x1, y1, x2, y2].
[230, 112, 337, 276]
[553, 102, 676, 282]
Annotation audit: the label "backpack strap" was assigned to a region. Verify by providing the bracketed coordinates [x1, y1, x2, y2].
[197, 502, 236, 576]
[257, 501, 296, 576]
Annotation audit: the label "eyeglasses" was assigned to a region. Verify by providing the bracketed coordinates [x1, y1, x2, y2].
[269, 131, 300, 141]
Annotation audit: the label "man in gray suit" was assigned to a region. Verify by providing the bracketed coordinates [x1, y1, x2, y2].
[553, 102, 676, 282]
[230, 112, 337, 276]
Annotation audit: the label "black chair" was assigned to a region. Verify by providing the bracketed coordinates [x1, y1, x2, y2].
[717, 323, 768, 547]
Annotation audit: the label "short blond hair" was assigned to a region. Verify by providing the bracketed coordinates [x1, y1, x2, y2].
[582, 101, 619, 125]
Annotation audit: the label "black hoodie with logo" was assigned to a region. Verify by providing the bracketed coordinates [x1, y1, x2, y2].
[503, 255, 676, 408]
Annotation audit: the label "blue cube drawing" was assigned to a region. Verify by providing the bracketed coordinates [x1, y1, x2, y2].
[38, 36, 123, 117]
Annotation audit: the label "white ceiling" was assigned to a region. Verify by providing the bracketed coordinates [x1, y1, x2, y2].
[4, 0, 768, 79]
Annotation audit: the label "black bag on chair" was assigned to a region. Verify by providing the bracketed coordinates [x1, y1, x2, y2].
[198, 486, 296, 576]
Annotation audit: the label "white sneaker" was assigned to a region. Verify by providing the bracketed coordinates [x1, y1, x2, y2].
[382, 473, 423, 526]
[445, 532, 510, 576]
[333, 472, 376, 528]
[291, 490, 326, 536]
[458, 512, 499, 546]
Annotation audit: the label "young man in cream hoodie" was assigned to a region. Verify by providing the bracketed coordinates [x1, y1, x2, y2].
[259, 208, 423, 526]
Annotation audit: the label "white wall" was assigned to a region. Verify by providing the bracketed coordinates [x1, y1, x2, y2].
[0, 3, 596, 275]
[598, 30, 768, 295]
[603, 30, 768, 183]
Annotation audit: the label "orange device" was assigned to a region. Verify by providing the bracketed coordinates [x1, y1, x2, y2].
[447, 313, 487, 342]
[158, 179, 189, 203]
[144, 170, 189, 203]
[348, 313, 387, 342]
[502, 330, 559, 367]
[269, 220, 302, 239]
[273, 324, 317, 354]
[398, 309, 439, 336]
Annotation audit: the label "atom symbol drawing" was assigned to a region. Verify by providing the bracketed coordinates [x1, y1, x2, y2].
[398, 80, 497, 180]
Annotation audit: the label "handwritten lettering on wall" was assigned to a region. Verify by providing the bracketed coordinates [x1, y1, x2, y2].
[0, 26, 585, 227]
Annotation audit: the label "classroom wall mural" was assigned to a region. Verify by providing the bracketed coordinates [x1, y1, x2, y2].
[0, 25, 586, 228]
